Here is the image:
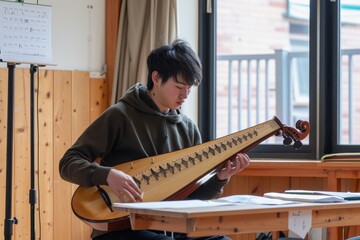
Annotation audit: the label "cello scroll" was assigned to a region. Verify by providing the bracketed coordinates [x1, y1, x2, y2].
[280, 120, 310, 149]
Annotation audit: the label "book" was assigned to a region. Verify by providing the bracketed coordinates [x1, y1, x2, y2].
[321, 152, 360, 162]
[264, 192, 345, 203]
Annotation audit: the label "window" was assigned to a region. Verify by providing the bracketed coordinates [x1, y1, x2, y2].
[339, 1, 360, 144]
[199, 0, 360, 159]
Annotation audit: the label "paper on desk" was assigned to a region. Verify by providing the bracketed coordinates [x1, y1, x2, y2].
[113, 195, 294, 210]
[288, 209, 312, 239]
[264, 192, 345, 203]
[285, 190, 360, 200]
[217, 194, 294, 205]
[113, 199, 234, 210]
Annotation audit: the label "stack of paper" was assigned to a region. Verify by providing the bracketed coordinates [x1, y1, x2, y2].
[264, 192, 345, 203]
[113, 199, 234, 209]
[113, 195, 295, 210]
[284, 190, 360, 200]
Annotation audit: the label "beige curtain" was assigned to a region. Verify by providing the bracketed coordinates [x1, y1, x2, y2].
[111, 0, 178, 103]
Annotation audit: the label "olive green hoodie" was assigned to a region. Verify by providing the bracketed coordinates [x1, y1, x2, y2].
[59, 83, 205, 185]
[59, 83, 228, 236]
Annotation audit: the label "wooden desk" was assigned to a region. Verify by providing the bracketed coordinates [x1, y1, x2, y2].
[114, 200, 360, 238]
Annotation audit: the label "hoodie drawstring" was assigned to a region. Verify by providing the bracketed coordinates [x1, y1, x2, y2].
[163, 117, 169, 143]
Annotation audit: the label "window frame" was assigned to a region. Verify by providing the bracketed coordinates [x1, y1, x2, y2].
[319, 0, 360, 155]
[198, 0, 358, 160]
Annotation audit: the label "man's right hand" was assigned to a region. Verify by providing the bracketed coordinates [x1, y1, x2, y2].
[107, 169, 144, 202]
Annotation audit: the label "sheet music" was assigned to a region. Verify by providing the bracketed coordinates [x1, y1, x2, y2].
[113, 199, 234, 210]
[0, 1, 52, 64]
[113, 195, 295, 210]
[217, 194, 294, 205]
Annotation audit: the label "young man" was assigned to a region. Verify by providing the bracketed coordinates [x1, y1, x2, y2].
[59, 39, 250, 240]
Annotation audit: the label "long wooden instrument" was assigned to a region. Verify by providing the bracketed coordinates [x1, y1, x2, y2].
[71, 116, 310, 231]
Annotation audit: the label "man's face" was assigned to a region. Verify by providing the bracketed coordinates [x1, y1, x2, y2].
[155, 74, 192, 112]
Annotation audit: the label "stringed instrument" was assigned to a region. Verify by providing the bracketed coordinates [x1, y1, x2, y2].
[71, 116, 310, 231]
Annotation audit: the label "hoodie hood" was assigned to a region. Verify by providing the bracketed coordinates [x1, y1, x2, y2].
[120, 83, 183, 124]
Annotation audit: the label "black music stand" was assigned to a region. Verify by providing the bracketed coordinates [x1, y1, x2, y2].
[4, 62, 19, 240]
[3, 63, 40, 240]
[1, 1, 52, 238]
[29, 64, 39, 240]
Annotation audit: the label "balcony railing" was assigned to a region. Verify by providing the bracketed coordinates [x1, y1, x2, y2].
[216, 49, 360, 144]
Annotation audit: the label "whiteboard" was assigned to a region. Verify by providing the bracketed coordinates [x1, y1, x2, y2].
[0, 1, 52, 65]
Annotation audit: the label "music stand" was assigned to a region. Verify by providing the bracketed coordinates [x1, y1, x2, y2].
[0, 1, 52, 239]
[4, 62, 19, 240]
[3, 62, 43, 240]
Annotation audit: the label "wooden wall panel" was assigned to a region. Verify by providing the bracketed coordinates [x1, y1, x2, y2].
[0, 68, 7, 235]
[71, 70, 92, 240]
[90, 78, 108, 122]
[0, 67, 108, 240]
[38, 69, 55, 240]
[53, 70, 73, 240]
[13, 68, 31, 239]
[105, 0, 121, 104]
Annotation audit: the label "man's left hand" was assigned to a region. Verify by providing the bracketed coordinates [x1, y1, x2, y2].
[216, 153, 250, 180]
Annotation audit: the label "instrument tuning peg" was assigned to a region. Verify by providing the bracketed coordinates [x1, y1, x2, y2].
[283, 137, 292, 146]
[293, 140, 302, 150]
[296, 120, 308, 133]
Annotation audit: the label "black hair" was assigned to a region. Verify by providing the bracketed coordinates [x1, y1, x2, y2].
[146, 39, 202, 90]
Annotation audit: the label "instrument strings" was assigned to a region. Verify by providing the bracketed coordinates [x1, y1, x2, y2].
[132, 129, 259, 189]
